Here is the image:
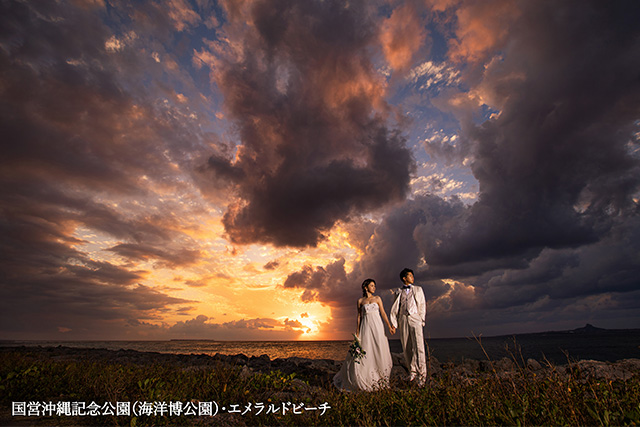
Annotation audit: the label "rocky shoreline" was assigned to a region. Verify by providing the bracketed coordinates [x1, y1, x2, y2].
[2, 345, 639, 386]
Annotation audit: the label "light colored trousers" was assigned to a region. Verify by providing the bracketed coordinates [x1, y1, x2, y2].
[398, 313, 427, 383]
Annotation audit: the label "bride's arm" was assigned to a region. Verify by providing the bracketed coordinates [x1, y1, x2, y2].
[376, 297, 396, 335]
[356, 299, 362, 337]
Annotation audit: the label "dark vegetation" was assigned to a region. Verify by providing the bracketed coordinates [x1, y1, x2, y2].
[1, 345, 639, 426]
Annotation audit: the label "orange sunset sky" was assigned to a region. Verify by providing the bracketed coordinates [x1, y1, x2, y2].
[1, 0, 639, 341]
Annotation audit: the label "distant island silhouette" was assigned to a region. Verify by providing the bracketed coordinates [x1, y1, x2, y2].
[531, 323, 640, 336]
[569, 323, 607, 333]
[472, 323, 637, 339]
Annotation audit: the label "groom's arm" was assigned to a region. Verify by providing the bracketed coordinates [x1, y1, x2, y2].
[389, 289, 399, 328]
[417, 287, 427, 326]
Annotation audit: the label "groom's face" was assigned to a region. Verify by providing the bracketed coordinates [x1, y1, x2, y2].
[403, 272, 414, 285]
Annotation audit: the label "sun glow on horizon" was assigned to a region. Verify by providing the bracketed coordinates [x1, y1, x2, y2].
[69, 222, 338, 340]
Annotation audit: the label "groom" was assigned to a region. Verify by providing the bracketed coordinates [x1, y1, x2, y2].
[390, 268, 427, 385]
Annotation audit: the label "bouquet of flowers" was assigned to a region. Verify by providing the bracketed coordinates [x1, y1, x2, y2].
[349, 333, 366, 364]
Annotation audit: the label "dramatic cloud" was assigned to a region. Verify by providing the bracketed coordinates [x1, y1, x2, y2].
[0, 1, 214, 339]
[380, 3, 428, 72]
[427, 0, 640, 265]
[204, 0, 415, 247]
[423, 0, 640, 328]
[447, 0, 520, 64]
[107, 243, 202, 268]
[283, 0, 640, 337]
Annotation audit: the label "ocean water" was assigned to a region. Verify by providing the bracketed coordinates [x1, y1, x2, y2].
[2, 329, 639, 364]
[0, 340, 350, 361]
[423, 329, 640, 364]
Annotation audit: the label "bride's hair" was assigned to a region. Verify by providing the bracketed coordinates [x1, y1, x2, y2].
[361, 278, 375, 297]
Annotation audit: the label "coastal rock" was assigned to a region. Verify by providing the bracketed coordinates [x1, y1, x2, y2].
[616, 358, 640, 371]
[427, 356, 442, 375]
[527, 358, 543, 371]
[247, 354, 271, 369]
[460, 359, 481, 374]
[213, 353, 249, 366]
[390, 365, 407, 381]
[570, 359, 640, 381]
[388, 353, 443, 379]
[479, 360, 495, 372]
[495, 357, 517, 372]
[391, 352, 404, 367]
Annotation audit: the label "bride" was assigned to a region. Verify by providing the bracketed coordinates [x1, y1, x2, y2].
[333, 279, 395, 391]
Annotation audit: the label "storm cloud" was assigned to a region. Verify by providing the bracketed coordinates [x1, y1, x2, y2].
[0, 1, 210, 339]
[283, 0, 640, 337]
[421, 0, 640, 267]
[205, 0, 415, 247]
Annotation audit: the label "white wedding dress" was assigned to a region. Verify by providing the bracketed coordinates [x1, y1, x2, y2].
[333, 303, 393, 391]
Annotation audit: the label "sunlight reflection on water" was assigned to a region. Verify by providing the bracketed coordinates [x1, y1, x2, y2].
[2, 330, 638, 363]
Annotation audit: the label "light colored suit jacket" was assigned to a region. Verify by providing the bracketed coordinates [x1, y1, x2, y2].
[390, 285, 426, 328]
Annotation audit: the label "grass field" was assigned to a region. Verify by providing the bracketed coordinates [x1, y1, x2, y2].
[1, 349, 639, 426]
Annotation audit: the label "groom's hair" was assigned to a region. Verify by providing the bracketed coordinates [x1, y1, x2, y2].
[399, 268, 413, 281]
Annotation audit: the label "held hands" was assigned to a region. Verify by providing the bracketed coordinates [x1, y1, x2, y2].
[389, 325, 396, 335]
